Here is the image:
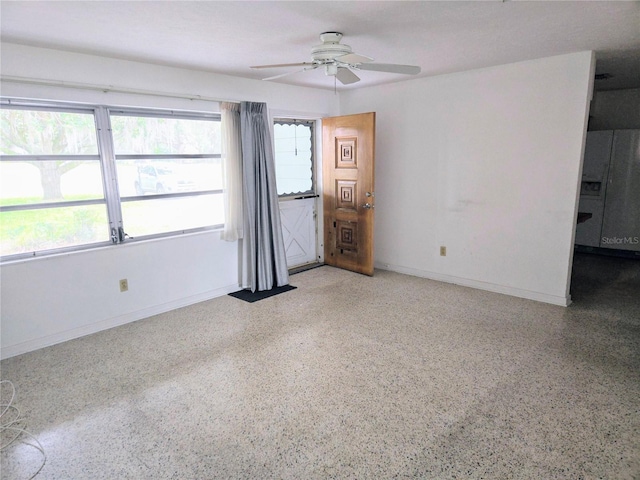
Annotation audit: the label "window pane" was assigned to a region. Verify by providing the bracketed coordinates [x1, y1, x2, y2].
[0, 161, 104, 205]
[274, 123, 313, 196]
[0, 204, 109, 256]
[111, 115, 221, 155]
[115, 159, 222, 197]
[121, 194, 223, 237]
[0, 109, 98, 155]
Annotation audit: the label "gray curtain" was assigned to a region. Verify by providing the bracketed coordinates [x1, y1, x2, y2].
[240, 102, 289, 292]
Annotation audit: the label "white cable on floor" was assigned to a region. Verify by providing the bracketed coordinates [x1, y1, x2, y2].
[0, 380, 46, 479]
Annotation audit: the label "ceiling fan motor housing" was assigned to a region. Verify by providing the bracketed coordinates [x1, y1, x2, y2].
[319, 32, 343, 43]
[312, 32, 352, 62]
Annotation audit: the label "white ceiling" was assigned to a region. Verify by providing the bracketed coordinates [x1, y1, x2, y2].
[1, 1, 639, 92]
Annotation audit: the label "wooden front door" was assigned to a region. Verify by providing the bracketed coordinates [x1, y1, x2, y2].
[322, 112, 376, 275]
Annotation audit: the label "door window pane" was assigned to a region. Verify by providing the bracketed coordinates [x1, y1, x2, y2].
[274, 122, 313, 196]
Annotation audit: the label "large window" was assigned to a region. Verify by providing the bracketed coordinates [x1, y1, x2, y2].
[0, 100, 222, 260]
[273, 120, 314, 197]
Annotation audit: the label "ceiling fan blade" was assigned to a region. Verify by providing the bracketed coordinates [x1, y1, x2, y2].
[357, 63, 421, 75]
[335, 53, 374, 64]
[262, 65, 319, 81]
[251, 62, 314, 69]
[335, 67, 361, 85]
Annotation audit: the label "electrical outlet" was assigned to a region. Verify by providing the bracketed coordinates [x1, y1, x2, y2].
[119, 279, 129, 292]
[440, 246, 447, 256]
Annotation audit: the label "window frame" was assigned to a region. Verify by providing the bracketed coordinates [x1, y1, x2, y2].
[0, 99, 223, 262]
[108, 108, 223, 241]
[1, 102, 113, 259]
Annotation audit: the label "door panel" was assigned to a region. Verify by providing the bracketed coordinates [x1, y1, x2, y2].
[322, 112, 375, 275]
[280, 197, 317, 267]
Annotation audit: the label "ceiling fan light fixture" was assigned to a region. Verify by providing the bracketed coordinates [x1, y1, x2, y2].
[325, 64, 338, 76]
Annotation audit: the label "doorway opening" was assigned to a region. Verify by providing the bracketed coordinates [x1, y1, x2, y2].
[571, 87, 640, 303]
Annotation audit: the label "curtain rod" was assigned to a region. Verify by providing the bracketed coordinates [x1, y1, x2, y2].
[0, 75, 241, 104]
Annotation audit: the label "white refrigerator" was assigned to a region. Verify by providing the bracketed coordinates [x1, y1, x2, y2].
[576, 129, 640, 252]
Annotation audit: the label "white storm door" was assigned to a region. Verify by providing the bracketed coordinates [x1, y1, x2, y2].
[274, 118, 319, 269]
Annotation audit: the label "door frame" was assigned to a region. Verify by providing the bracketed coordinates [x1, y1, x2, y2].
[315, 117, 325, 265]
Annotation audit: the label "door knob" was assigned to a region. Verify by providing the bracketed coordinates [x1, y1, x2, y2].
[361, 203, 374, 209]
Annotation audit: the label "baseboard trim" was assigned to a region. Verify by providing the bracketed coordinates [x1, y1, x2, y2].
[375, 262, 571, 307]
[1, 283, 239, 360]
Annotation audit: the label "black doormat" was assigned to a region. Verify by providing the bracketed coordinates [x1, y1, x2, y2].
[228, 284, 297, 303]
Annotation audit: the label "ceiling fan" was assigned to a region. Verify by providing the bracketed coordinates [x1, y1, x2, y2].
[251, 32, 421, 85]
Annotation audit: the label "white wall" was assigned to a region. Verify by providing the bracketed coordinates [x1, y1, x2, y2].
[0, 44, 338, 359]
[0, 43, 339, 114]
[340, 52, 595, 305]
[589, 88, 640, 131]
[1, 233, 237, 357]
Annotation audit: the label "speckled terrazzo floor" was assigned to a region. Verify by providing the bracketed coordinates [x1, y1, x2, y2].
[1, 253, 639, 479]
